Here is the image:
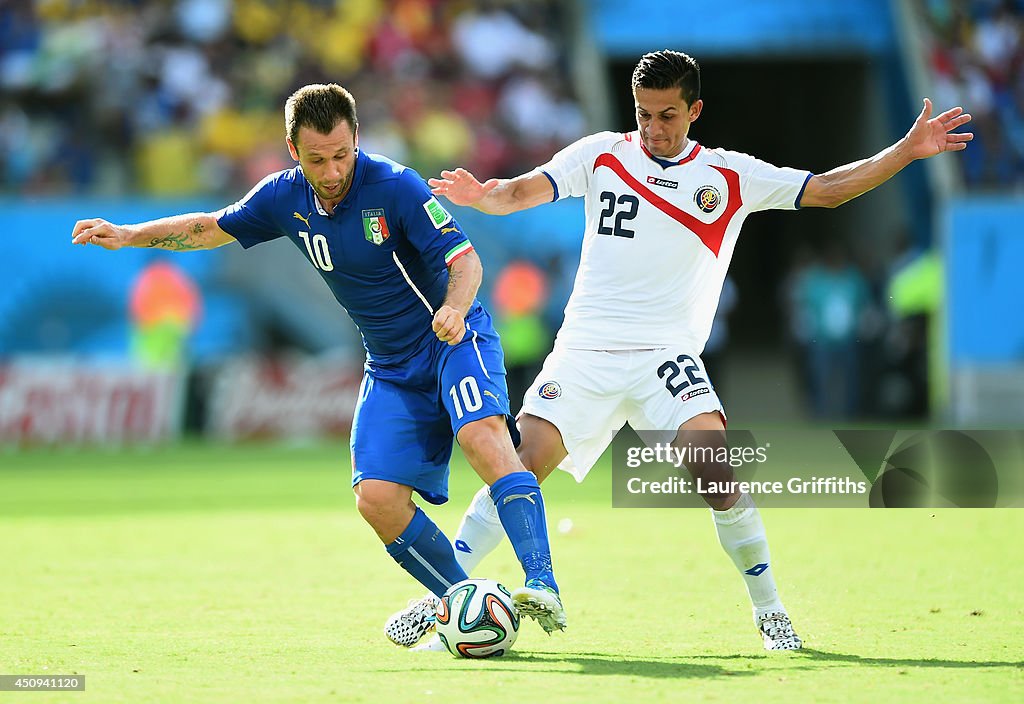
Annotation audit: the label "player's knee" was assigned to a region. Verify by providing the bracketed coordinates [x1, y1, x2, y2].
[675, 417, 734, 507]
[353, 490, 381, 525]
[689, 460, 737, 510]
[516, 414, 567, 480]
[516, 445, 557, 482]
[457, 415, 510, 464]
[458, 414, 505, 444]
[458, 415, 524, 483]
[353, 481, 406, 523]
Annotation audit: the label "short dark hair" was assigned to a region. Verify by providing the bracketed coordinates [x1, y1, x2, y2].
[631, 50, 701, 106]
[285, 84, 358, 146]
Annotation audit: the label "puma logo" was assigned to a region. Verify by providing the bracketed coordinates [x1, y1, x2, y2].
[483, 390, 499, 402]
[502, 491, 538, 506]
[440, 226, 459, 235]
[293, 211, 312, 228]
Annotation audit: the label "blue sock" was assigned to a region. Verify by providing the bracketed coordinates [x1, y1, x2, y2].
[385, 508, 468, 598]
[489, 471, 558, 593]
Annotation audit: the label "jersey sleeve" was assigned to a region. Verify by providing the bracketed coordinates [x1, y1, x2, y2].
[719, 150, 813, 212]
[537, 131, 620, 201]
[395, 168, 474, 267]
[215, 172, 286, 248]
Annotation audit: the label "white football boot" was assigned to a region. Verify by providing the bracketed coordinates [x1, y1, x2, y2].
[410, 634, 447, 653]
[511, 579, 567, 634]
[384, 594, 439, 647]
[757, 610, 802, 650]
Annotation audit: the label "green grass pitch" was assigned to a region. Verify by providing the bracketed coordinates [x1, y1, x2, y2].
[1, 443, 1021, 703]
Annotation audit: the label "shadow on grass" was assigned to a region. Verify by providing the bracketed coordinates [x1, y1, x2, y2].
[371, 647, 1024, 678]
[372, 650, 757, 679]
[687, 648, 1024, 670]
[796, 648, 1024, 670]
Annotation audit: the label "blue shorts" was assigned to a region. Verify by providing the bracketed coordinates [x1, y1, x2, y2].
[350, 310, 516, 504]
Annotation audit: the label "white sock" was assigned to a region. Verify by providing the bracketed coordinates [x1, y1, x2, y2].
[711, 493, 786, 620]
[452, 485, 505, 575]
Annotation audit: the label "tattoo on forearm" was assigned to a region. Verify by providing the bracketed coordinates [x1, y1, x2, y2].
[189, 221, 206, 235]
[448, 266, 462, 292]
[147, 232, 201, 250]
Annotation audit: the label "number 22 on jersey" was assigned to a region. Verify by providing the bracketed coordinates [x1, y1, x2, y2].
[597, 191, 639, 239]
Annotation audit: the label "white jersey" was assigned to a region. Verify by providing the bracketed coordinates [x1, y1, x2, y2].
[539, 131, 811, 352]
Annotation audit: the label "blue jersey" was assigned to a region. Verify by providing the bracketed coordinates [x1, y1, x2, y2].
[216, 150, 476, 385]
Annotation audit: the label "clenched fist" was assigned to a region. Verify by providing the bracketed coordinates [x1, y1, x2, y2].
[432, 305, 466, 345]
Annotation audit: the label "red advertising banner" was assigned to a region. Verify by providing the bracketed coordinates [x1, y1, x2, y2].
[208, 357, 361, 440]
[0, 362, 183, 445]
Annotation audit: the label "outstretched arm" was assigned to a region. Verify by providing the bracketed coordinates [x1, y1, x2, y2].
[800, 98, 973, 209]
[427, 168, 554, 215]
[71, 213, 235, 251]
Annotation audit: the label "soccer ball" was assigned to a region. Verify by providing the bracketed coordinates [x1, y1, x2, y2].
[435, 578, 520, 658]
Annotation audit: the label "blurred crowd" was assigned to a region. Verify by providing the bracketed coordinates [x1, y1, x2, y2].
[921, 0, 1024, 188]
[0, 0, 585, 196]
[4, 0, 993, 424]
[777, 233, 936, 422]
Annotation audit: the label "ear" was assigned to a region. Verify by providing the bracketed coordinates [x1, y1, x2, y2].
[353, 125, 359, 148]
[286, 138, 300, 162]
[689, 99, 703, 123]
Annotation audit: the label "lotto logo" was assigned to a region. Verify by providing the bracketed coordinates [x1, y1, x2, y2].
[680, 387, 710, 402]
[646, 175, 679, 189]
[538, 381, 561, 399]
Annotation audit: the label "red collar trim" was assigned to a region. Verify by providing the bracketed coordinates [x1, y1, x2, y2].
[636, 134, 701, 166]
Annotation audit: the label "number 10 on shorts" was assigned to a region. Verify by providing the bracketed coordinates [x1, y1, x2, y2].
[449, 376, 483, 419]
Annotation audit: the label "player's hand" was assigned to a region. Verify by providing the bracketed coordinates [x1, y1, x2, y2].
[432, 305, 466, 346]
[71, 219, 131, 250]
[427, 168, 499, 207]
[903, 98, 973, 160]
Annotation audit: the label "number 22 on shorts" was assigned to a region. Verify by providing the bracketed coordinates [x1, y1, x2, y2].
[657, 354, 706, 397]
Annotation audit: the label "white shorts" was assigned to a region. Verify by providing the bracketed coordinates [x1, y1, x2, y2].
[520, 346, 725, 481]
